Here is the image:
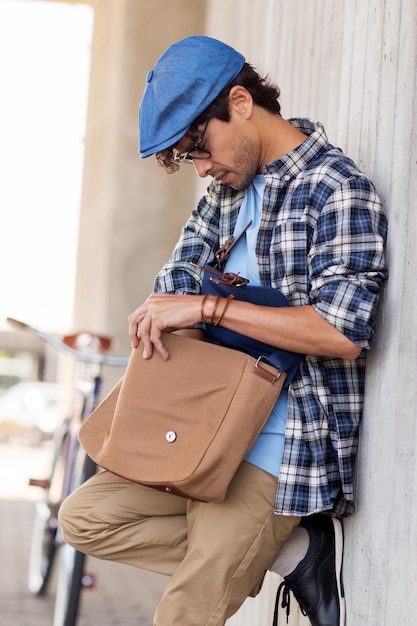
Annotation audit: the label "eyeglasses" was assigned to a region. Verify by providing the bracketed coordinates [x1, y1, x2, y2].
[173, 120, 211, 163]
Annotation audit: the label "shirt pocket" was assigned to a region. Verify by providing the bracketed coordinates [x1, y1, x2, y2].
[269, 221, 309, 304]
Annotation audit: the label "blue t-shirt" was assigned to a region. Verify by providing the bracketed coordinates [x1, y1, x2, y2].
[223, 175, 287, 477]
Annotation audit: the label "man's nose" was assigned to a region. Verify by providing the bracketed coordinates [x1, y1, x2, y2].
[193, 158, 212, 178]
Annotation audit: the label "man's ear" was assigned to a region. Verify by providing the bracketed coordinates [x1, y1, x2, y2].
[228, 85, 253, 117]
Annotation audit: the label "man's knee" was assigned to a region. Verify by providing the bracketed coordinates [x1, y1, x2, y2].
[58, 492, 81, 547]
[58, 490, 100, 553]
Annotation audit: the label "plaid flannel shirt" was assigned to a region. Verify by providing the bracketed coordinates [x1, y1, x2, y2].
[154, 119, 388, 517]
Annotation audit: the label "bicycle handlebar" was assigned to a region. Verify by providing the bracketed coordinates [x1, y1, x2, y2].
[7, 317, 130, 366]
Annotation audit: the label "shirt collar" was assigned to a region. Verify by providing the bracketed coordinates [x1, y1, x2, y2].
[263, 118, 329, 182]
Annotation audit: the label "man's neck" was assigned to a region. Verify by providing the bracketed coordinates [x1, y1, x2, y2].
[258, 111, 308, 168]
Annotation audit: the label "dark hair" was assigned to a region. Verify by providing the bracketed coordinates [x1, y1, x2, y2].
[156, 63, 281, 172]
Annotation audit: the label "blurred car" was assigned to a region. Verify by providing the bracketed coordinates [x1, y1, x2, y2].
[0, 381, 67, 445]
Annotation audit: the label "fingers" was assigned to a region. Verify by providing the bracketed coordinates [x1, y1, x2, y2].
[137, 319, 169, 360]
[145, 333, 169, 360]
[128, 312, 142, 349]
[128, 295, 169, 359]
[128, 293, 202, 359]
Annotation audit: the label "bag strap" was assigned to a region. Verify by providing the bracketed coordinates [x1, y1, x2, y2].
[213, 220, 252, 270]
[263, 347, 302, 384]
[198, 257, 304, 386]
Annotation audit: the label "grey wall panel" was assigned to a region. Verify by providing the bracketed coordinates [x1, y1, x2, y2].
[203, 1, 417, 624]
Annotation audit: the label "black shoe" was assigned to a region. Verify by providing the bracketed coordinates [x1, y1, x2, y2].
[273, 514, 345, 626]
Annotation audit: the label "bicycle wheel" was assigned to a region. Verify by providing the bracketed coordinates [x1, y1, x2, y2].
[27, 428, 69, 595]
[64, 549, 86, 626]
[54, 543, 88, 626]
[27, 500, 58, 595]
[53, 448, 97, 625]
[53, 542, 75, 626]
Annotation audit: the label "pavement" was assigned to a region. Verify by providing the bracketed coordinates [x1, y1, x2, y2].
[0, 441, 168, 626]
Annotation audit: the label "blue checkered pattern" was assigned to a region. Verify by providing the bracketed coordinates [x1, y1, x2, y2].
[154, 119, 388, 517]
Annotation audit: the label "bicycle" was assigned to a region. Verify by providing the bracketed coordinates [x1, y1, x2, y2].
[7, 317, 129, 626]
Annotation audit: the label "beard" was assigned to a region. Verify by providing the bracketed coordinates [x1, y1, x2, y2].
[227, 134, 260, 191]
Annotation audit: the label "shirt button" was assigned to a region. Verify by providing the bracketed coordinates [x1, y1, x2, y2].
[284, 175, 290, 182]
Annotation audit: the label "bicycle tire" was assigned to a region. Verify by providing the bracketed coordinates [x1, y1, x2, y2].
[63, 549, 86, 626]
[27, 500, 58, 595]
[53, 446, 98, 625]
[53, 542, 75, 626]
[53, 545, 87, 626]
[27, 429, 69, 595]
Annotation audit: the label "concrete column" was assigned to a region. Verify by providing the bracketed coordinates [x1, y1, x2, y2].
[73, 0, 205, 356]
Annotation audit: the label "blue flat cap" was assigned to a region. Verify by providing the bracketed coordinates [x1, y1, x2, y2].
[139, 36, 245, 158]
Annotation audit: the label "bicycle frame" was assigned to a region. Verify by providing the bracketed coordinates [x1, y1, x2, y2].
[7, 318, 128, 626]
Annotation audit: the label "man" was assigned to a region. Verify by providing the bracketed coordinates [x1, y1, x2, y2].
[59, 36, 388, 626]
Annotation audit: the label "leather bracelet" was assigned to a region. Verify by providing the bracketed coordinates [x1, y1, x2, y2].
[201, 294, 218, 324]
[200, 294, 211, 324]
[210, 296, 221, 325]
[212, 294, 235, 326]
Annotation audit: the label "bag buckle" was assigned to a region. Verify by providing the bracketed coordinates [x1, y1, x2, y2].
[255, 355, 282, 383]
[192, 263, 249, 287]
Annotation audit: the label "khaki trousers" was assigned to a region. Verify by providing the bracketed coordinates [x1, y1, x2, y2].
[58, 461, 299, 626]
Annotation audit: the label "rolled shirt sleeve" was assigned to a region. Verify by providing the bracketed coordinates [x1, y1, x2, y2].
[308, 176, 388, 349]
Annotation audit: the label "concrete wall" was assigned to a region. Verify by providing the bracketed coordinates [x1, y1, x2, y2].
[205, 1, 416, 625]
[71, 0, 417, 624]
[72, 0, 205, 354]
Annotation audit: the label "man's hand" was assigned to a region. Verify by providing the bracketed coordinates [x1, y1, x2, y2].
[128, 293, 203, 359]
